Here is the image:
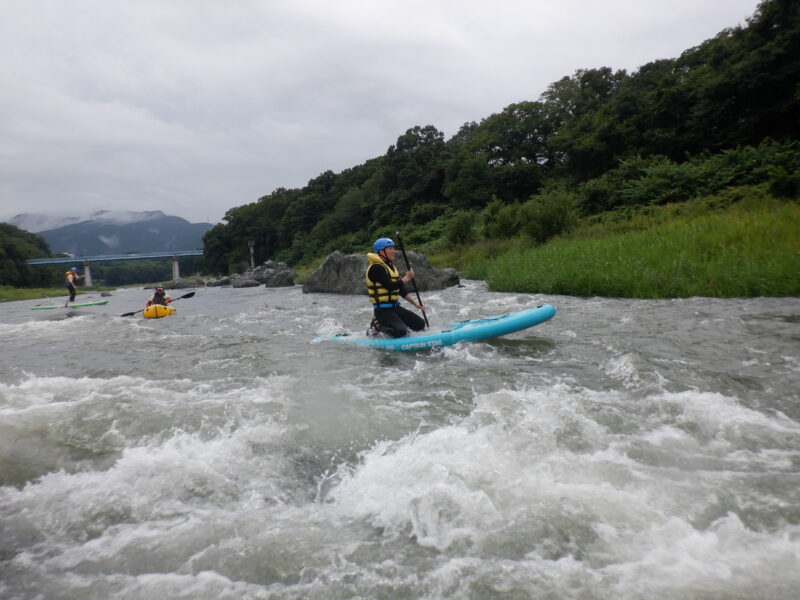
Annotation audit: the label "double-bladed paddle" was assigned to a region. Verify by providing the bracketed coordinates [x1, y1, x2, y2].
[394, 231, 429, 328]
[120, 291, 195, 317]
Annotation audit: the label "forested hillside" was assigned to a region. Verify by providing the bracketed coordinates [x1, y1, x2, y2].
[203, 0, 799, 275]
[0, 224, 58, 287]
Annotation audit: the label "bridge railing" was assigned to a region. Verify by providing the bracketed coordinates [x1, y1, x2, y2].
[26, 250, 203, 265]
[26, 250, 204, 285]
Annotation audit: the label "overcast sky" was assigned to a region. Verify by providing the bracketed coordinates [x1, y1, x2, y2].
[1, 0, 760, 225]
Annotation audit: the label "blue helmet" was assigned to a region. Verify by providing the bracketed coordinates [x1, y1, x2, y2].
[373, 237, 395, 253]
[70, 267, 78, 271]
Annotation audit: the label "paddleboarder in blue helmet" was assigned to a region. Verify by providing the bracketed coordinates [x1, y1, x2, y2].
[365, 237, 426, 337]
[64, 267, 84, 304]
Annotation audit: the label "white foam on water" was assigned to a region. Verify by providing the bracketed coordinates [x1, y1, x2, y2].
[0, 366, 329, 582]
[601, 353, 643, 388]
[0, 372, 298, 487]
[326, 383, 800, 596]
[312, 317, 348, 337]
[603, 513, 800, 598]
[0, 313, 96, 341]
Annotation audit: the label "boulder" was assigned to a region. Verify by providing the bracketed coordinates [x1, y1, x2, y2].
[264, 270, 295, 288]
[241, 260, 296, 287]
[230, 276, 261, 288]
[205, 261, 297, 288]
[170, 277, 205, 289]
[205, 276, 231, 287]
[302, 250, 459, 295]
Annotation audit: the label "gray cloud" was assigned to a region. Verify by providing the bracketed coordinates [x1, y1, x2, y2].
[0, 0, 758, 224]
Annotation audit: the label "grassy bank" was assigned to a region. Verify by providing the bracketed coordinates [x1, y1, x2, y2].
[0, 286, 117, 303]
[458, 195, 799, 298]
[0, 280, 195, 303]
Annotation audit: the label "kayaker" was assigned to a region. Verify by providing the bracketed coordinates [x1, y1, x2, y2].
[65, 267, 84, 304]
[146, 287, 173, 307]
[366, 237, 426, 338]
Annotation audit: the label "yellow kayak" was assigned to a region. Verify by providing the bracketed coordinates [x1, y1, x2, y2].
[143, 304, 176, 319]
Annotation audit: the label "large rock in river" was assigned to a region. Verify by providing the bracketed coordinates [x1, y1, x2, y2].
[244, 260, 296, 288]
[302, 251, 459, 295]
[205, 260, 297, 288]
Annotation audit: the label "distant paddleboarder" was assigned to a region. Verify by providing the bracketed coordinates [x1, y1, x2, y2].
[65, 267, 84, 304]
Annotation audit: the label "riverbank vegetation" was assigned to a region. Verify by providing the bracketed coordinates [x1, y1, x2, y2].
[200, 0, 799, 298]
[0, 285, 115, 303]
[0, 224, 58, 288]
[455, 190, 799, 297]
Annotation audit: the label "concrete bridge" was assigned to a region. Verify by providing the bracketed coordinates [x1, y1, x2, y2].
[26, 250, 203, 286]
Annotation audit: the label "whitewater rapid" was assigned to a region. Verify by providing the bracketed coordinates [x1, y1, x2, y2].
[1, 283, 799, 599]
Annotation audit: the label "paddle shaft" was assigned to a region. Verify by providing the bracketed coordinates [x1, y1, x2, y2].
[394, 232, 429, 327]
[120, 291, 195, 317]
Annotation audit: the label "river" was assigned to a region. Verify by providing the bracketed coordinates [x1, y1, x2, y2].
[1, 282, 799, 599]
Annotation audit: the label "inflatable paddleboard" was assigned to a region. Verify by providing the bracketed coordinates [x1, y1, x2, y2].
[143, 304, 176, 319]
[31, 300, 109, 310]
[319, 303, 556, 352]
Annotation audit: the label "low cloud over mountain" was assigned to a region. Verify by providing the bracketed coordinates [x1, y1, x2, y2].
[7, 211, 212, 256]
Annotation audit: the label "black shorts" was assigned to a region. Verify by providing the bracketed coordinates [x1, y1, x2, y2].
[373, 305, 425, 338]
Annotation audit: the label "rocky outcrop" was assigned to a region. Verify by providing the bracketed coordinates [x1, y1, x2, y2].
[205, 276, 231, 287]
[170, 277, 206, 289]
[302, 251, 459, 295]
[205, 260, 296, 288]
[248, 260, 296, 287]
[230, 277, 261, 288]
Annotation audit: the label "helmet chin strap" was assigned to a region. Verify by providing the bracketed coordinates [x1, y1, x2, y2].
[379, 248, 394, 262]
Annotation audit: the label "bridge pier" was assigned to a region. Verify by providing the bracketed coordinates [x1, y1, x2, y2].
[172, 257, 180, 280]
[83, 261, 93, 286]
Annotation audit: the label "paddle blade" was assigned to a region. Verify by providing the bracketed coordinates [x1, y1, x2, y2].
[178, 292, 195, 299]
[120, 311, 137, 317]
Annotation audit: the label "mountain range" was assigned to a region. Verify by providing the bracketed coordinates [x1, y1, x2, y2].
[5, 210, 213, 256]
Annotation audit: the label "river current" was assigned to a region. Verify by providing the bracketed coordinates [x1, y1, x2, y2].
[1, 282, 799, 599]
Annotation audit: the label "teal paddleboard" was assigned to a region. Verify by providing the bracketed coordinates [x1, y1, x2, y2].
[319, 303, 556, 352]
[31, 299, 109, 310]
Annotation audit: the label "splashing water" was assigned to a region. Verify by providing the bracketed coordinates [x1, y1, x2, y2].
[1, 284, 799, 599]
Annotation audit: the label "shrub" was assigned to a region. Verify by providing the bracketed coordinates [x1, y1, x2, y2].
[481, 199, 524, 239]
[520, 188, 577, 243]
[446, 210, 478, 246]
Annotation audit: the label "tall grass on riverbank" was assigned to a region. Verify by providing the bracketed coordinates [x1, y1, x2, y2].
[464, 200, 800, 298]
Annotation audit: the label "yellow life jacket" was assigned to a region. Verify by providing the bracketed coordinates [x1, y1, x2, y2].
[365, 252, 401, 307]
[65, 270, 74, 283]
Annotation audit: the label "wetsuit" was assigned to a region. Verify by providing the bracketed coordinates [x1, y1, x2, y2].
[366, 254, 425, 338]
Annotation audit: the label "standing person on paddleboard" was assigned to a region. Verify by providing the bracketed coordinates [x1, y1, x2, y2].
[64, 267, 84, 305]
[145, 287, 173, 307]
[366, 237, 426, 338]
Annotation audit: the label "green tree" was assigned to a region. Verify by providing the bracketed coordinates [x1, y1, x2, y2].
[543, 68, 630, 181]
[446, 210, 477, 246]
[0, 224, 58, 287]
[443, 154, 493, 209]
